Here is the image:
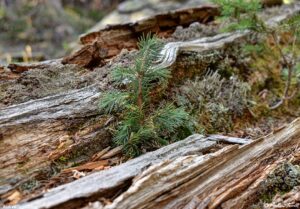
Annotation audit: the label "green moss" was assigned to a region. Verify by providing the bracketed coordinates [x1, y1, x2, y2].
[19, 178, 39, 192]
[58, 156, 67, 162]
[176, 70, 250, 134]
[257, 162, 300, 203]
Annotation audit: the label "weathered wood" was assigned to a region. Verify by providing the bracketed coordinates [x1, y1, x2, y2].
[62, 5, 220, 68]
[207, 134, 252, 145]
[155, 31, 248, 69]
[0, 59, 62, 81]
[7, 59, 63, 74]
[0, 85, 110, 186]
[18, 134, 218, 209]
[87, 118, 300, 209]
[155, 2, 300, 70]
[62, 0, 290, 69]
[1, 1, 299, 199]
[17, 118, 300, 209]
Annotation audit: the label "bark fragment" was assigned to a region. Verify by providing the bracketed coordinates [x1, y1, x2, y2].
[62, 5, 220, 68]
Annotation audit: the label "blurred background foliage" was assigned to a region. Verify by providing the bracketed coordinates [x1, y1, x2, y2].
[0, 0, 122, 64]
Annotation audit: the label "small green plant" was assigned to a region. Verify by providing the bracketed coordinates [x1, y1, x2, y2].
[213, 0, 263, 32]
[177, 71, 250, 133]
[99, 35, 190, 157]
[214, 0, 300, 109]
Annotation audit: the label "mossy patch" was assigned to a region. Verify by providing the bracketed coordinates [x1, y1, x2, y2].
[256, 162, 300, 205]
[174, 70, 250, 134]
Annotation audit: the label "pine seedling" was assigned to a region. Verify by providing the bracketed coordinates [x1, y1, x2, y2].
[99, 35, 190, 157]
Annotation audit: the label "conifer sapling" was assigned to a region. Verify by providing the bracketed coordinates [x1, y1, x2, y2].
[99, 35, 190, 157]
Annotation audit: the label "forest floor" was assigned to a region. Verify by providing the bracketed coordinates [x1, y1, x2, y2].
[1, 1, 300, 208]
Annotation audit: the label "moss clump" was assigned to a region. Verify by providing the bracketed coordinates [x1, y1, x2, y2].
[176, 70, 250, 133]
[19, 178, 40, 193]
[257, 162, 300, 204]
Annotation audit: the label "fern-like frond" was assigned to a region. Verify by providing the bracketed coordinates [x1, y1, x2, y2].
[213, 0, 263, 32]
[213, 0, 261, 18]
[282, 14, 300, 37]
[224, 18, 258, 32]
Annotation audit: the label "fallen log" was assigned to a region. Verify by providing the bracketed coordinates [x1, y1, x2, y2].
[18, 118, 300, 209]
[18, 134, 218, 209]
[62, 5, 220, 68]
[61, 0, 289, 69]
[1, 1, 299, 198]
[0, 85, 111, 187]
[87, 118, 300, 209]
[155, 3, 300, 69]
[7, 59, 63, 74]
[207, 134, 252, 145]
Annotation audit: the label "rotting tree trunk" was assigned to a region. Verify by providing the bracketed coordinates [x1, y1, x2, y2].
[61, 0, 288, 69]
[1, 1, 300, 201]
[62, 5, 220, 68]
[0, 84, 112, 189]
[97, 118, 300, 209]
[18, 118, 300, 209]
[1, 2, 300, 191]
[17, 134, 249, 209]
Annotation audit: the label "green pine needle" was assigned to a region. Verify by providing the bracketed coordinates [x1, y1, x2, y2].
[99, 91, 129, 114]
[99, 34, 192, 157]
[152, 104, 189, 134]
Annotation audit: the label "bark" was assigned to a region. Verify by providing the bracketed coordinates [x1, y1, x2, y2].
[88, 118, 300, 209]
[1, 1, 300, 203]
[62, 5, 220, 68]
[0, 84, 111, 186]
[18, 134, 219, 209]
[155, 3, 300, 70]
[61, 0, 287, 69]
[18, 118, 300, 209]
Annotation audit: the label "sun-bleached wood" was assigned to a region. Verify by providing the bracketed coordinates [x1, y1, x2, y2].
[1, 2, 300, 202]
[95, 118, 300, 209]
[19, 134, 217, 209]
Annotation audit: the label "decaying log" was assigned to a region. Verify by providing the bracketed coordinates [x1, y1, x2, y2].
[156, 3, 300, 69]
[0, 85, 110, 187]
[62, 5, 220, 68]
[87, 118, 300, 209]
[61, 0, 293, 69]
[18, 134, 219, 209]
[1, 2, 300, 192]
[207, 134, 252, 145]
[18, 118, 300, 209]
[0, 66, 19, 80]
[7, 59, 63, 74]
[0, 60, 62, 81]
